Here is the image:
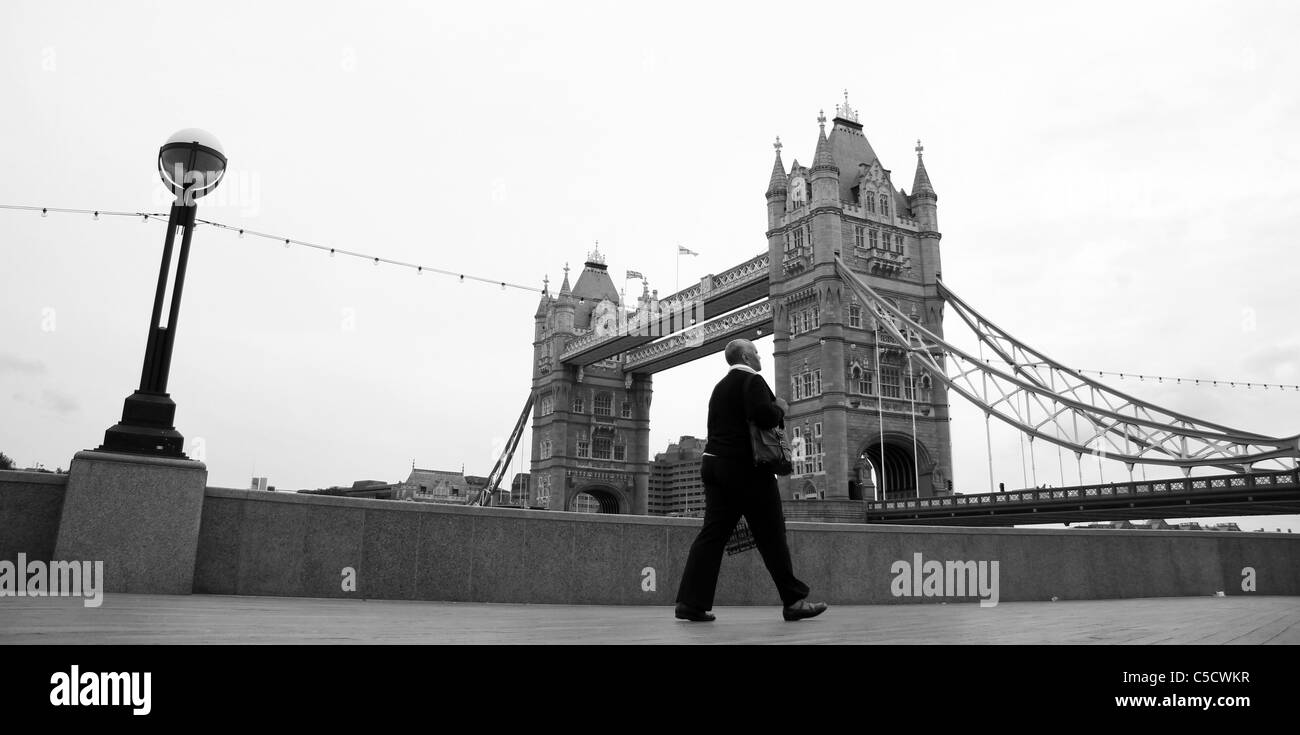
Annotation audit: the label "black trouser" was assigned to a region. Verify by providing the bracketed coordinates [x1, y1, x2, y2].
[675, 454, 810, 609]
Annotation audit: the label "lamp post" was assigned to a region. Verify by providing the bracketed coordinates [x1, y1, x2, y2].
[99, 129, 227, 458]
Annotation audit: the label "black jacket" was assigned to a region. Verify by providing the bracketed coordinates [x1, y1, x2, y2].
[703, 368, 785, 461]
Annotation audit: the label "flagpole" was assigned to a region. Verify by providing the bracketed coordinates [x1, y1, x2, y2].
[675, 245, 680, 294]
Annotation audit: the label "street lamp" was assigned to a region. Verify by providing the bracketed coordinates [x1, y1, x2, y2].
[99, 129, 227, 457]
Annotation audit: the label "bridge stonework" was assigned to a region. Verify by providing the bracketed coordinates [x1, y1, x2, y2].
[765, 110, 953, 503]
[535, 107, 954, 514]
[531, 254, 654, 514]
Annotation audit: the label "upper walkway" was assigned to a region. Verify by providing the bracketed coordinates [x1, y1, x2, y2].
[559, 252, 769, 367]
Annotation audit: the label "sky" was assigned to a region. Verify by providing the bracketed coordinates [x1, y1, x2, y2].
[1, 0, 1298, 530]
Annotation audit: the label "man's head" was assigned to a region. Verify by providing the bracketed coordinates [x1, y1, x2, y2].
[724, 339, 761, 372]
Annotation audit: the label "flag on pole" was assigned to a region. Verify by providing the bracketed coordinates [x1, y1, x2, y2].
[626, 270, 644, 280]
[678, 246, 699, 256]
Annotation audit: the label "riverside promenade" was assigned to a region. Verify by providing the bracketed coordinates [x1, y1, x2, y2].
[1, 594, 1296, 645]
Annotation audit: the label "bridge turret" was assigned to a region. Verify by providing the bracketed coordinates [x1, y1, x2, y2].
[910, 141, 943, 285]
[910, 140, 938, 232]
[809, 111, 840, 207]
[554, 263, 576, 334]
[766, 136, 788, 230]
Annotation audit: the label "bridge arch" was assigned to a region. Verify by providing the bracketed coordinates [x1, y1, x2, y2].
[566, 483, 627, 514]
[855, 433, 936, 501]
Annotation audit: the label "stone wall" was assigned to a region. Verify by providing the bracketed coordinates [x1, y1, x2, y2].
[193, 487, 1300, 605]
[4, 472, 1296, 605]
[0, 470, 67, 563]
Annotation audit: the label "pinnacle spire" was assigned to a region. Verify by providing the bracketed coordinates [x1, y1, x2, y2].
[912, 139, 936, 200]
[559, 262, 571, 294]
[765, 136, 788, 198]
[811, 116, 837, 173]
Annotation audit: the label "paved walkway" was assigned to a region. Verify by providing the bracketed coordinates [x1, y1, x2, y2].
[1, 594, 1296, 644]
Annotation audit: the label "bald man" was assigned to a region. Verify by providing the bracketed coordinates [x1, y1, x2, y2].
[674, 339, 828, 622]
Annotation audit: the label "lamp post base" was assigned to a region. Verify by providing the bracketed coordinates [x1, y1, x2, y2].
[98, 391, 187, 458]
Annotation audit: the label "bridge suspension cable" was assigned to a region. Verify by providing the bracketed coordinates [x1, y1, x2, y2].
[834, 258, 1300, 473]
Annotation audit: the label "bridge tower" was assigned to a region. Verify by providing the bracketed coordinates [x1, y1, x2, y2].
[766, 97, 954, 501]
[530, 248, 653, 514]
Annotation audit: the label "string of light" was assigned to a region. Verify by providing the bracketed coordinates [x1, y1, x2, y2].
[10, 202, 1300, 387]
[1, 203, 544, 294]
[1070, 368, 1300, 392]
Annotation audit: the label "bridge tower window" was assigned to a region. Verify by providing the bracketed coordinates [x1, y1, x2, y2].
[620, 401, 632, 418]
[594, 392, 612, 417]
[592, 437, 612, 460]
[613, 443, 626, 461]
[881, 365, 902, 398]
[880, 195, 890, 217]
[869, 229, 878, 249]
[812, 422, 824, 473]
[577, 439, 590, 458]
[854, 226, 864, 249]
[572, 396, 585, 413]
[849, 304, 862, 328]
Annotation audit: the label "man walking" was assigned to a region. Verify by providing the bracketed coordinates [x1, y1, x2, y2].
[674, 338, 828, 622]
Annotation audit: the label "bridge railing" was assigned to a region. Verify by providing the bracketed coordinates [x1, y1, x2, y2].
[865, 469, 1298, 513]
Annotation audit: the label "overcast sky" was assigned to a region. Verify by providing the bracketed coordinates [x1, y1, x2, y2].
[2, 0, 1297, 529]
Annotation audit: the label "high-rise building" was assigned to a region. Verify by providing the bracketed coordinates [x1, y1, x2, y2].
[648, 435, 706, 517]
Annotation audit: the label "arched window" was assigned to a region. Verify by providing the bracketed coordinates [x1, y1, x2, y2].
[879, 194, 890, 216]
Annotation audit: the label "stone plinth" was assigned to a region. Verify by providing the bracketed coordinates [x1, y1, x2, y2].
[54, 450, 207, 594]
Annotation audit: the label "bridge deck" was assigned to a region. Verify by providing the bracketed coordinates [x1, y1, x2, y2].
[867, 469, 1300, 525]
[2, 594, 1296, 644]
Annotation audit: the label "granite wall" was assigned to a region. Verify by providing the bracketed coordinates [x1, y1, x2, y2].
[5, 472, 1295, 605]
[193, 487, 1300, 605]
[0, 470, 67, 563]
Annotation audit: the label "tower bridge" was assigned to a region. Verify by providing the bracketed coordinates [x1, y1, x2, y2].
[508, 98, 1300, 521]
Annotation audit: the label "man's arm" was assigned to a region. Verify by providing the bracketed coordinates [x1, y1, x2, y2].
[744, 374, 785, 430]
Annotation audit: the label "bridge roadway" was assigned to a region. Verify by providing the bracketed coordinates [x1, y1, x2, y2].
[2, 593, 1296, 644]
[866, 469, 1300, 526]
